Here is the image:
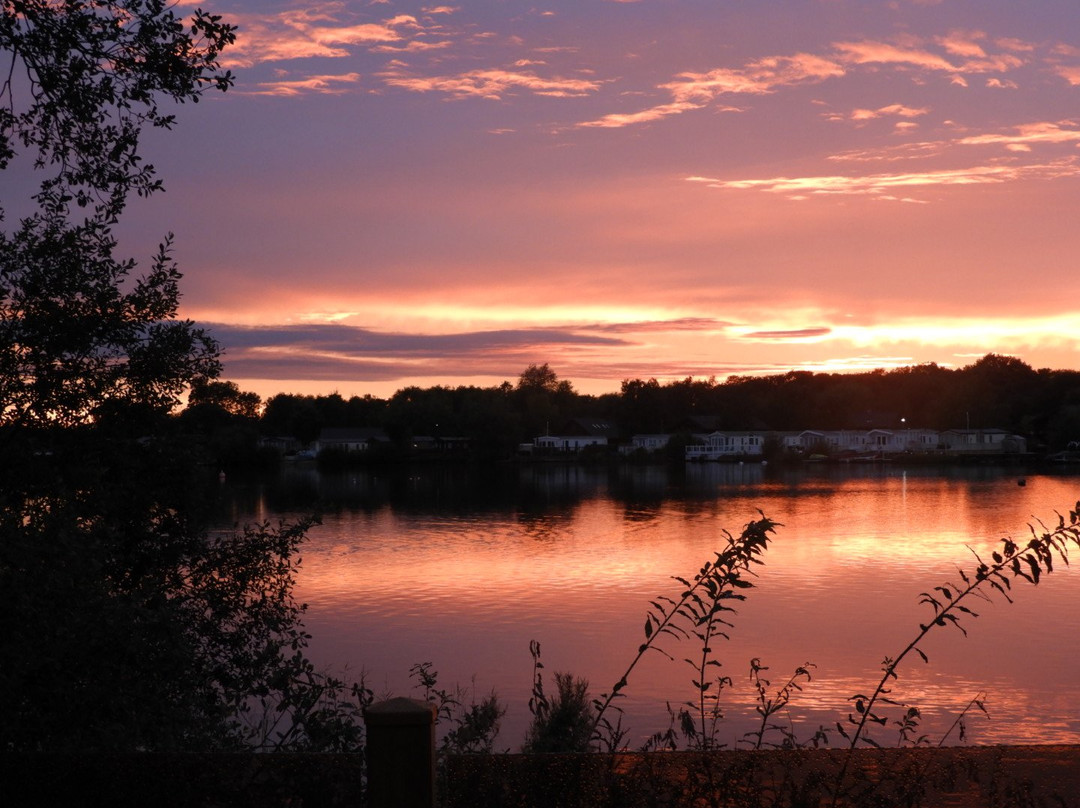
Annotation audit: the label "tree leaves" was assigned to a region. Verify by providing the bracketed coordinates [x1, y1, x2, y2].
[2, 0, 236, 221]
[839, 503, 1080, 774]
[0, 219, 220, 428]
[591, 515, 777, 751]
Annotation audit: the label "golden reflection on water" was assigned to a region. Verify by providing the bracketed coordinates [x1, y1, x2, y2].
[241, 466, 1080, 747]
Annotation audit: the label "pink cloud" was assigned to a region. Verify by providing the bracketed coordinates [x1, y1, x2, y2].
[686, 161, 1080, 199]
[842, 103, 930, 123]
[937, 31, 987, 59]
[577, 101, 707, 129]
[958, 122, 1080, 149]
[1054, 66, 1080, 86]
[372, 40, 453, 53]
[221, 7, 432, 67]
[382, 68, 602, 99]
[828, 141, 947, 162]
[995, 37, 1036, 53]
[833, 40, 958, 72]
[577, 53, 843, 129]
[244, 73, 362, 97]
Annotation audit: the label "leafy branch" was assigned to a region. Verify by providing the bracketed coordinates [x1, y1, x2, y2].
[589, 514, 776, 750]
[832, 503, 1080, 802]
[743, 658, 817, 750]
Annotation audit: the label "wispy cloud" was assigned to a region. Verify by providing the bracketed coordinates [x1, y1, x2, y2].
[831, 39, 958, 72]
[827, 141, 948, 162]
[212, 322, 627, 361]
[833, 34, 1026, 75]
[743, 328, 832, 340]
[573, 30, 1035, 131]
[244, 73, 362, 97]
[828, 103, 930, 123]
[582, 318, 732, 334]
[937, 30, 988, 59]
[382, 68, 602, 99]
[577, 53, 843, 128]
[958, 121, 1080, 151]
[686, 160, 1080, 200]
[1053, 65, 1080, 86]
[577, 101, 710, 129]
[222, 5, 441, 68]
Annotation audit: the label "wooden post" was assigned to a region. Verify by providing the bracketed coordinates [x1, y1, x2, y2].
[365, 697, 436, 808]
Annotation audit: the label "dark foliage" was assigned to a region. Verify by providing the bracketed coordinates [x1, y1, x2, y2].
[2, 0, 235, 221]
[1, 0, 367, 753]
[247, 356, 1080, 460]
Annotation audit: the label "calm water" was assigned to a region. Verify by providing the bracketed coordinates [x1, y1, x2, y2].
[218, 462, 1080, 749]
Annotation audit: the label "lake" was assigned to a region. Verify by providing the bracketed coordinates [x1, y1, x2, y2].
[217, 461, 1080, 749]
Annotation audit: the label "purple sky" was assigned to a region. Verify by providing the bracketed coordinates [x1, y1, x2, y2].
[68, 1, 1080, 396]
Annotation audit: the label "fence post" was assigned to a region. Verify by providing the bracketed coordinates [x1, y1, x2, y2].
[364, 697, 437, 808]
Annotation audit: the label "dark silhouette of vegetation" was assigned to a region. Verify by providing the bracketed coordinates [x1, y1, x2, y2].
[525, 641, 596, 754]
[1, 0, 367, 754]
[227, 355, 1080, 466]
[587, 516, 776, 752]
[830, 506, 1080, 806]
[409, 661, 505, 756]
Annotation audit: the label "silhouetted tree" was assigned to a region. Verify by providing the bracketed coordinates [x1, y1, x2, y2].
[517, 363, 562, 393]
[188, 379, 262, 419]
[2, 2, 360, 752]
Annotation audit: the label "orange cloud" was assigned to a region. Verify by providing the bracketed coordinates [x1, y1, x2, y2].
[937, 30, 987, 59]
[372, 40, 453, 53]
[995, 37, 1035, 53]
[221, 7, 431, 67]
[958, 122, 1080, 149]
[828, 141, 947, 162]
[244, 73, 362, 97]
[686, 161, 1080, 199]
[577, 101, 707, 129]
[835, 36, 1024, 75]
[833, 40, 958, 72]
[667, 53, 846, 104]
[577, 53, 843, 129]
[841, 103, 930, 122]
[382, 68, 602, 99]
[1054, 66, 1080, 86]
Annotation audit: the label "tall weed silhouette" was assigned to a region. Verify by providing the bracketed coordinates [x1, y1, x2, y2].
[830, 504, 1080, 805]
[588, 515, 776, 750]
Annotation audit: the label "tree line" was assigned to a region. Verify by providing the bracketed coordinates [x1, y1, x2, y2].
[184, 355, 1080, 466]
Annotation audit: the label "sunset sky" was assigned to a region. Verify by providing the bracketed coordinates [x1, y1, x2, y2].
[111, 0, 1080, 397]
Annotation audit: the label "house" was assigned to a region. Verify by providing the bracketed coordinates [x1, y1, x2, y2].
[894, 428, 940, 452]
[533, 417, 618, 454]
[685, 431, 765, 460]
[772, 428, 944, 457]
[535, 434, 608, 452]
[939, 428, 1027, 455]
[316, 427, 391, 453]
[782, 430, 828, 454]
[257, 435, 301, 455]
